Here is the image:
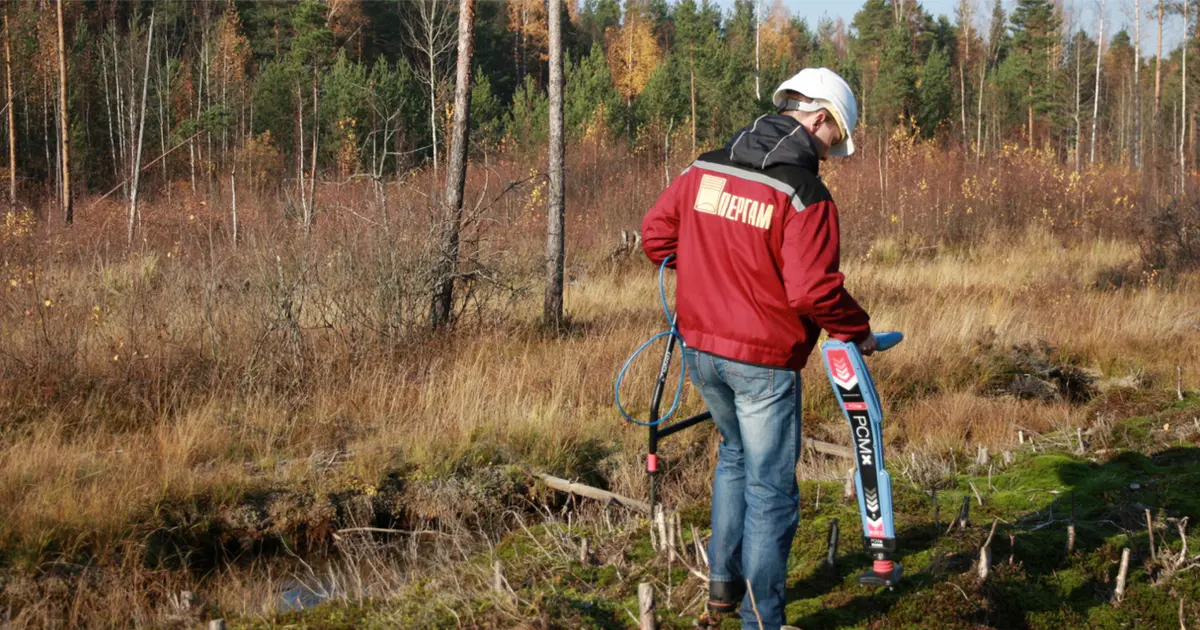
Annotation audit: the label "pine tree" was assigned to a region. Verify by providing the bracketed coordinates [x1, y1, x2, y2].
[918, 44, 953, 137]
[1008, 0, 1061, 146]
[875, 22, 918, 128]
[565, 44, 618, 139]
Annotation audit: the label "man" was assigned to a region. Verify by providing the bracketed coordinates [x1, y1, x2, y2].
[640, 68, 876, 630]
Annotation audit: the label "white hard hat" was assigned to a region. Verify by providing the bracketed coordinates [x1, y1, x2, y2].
[772, 68, 858, 157]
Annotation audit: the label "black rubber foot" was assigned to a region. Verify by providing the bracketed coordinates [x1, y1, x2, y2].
[858, 564, 903, 587]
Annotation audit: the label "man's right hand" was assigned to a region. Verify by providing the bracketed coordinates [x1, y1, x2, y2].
[857, 333, 878, 356]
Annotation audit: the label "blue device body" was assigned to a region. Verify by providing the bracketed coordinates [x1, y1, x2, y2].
[821, 332, 903, 563]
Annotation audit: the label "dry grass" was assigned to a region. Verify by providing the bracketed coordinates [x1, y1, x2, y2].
[2, 139, 1199, 627]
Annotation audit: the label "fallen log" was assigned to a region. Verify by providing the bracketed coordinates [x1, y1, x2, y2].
[807, 439, 853, 460]
[536, 438, 851, 516]
[538, 473, 651, 514]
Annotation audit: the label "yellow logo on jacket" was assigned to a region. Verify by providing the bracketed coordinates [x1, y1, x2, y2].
[693, 174, 774, 230]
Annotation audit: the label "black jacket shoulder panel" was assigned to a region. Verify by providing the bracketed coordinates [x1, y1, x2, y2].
[692, 149, 833, 210]
[766, 164, 832, 208]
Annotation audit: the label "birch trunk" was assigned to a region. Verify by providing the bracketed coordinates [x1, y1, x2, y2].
[1181, 0, 1188, 191]
[297, 81, 308, 227]
[231, 158, 238, 247]
[157, 44, 169, 198]
[1090, 2, 1104, 165]
[128, 11, 155, 247]
[1134, 0, 1141, 168]
[544, 0, 565, 328]
[690, 60, 696, 156]
[754, 0, 760, 101]
[960, 8, 970, 143]
[429, 0, 475, 329]
[56, 0, 71, 223]
[428, 16, 438, 180]
[307, 66, 318, 230]
[1075, 32, 1082, 173]
[3, 4, 14, 209]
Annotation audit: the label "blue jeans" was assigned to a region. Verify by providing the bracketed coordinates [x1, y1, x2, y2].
[685, 348, 801, 630]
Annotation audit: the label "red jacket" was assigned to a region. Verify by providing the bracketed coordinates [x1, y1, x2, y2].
[641, 115, 870, 370]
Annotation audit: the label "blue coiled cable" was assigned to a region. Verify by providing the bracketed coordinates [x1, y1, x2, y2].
[615, 255, 686, 427]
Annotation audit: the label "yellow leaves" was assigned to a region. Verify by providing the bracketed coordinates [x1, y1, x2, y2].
[1, 209, 34, 242]
[336, 117, 360, 179]
[758, 0, 794, 63]
[214, 6, 251, 89]
[606, 14, 661, 101]
[236, 132, 284, 187]
[508, 0, 549, 63]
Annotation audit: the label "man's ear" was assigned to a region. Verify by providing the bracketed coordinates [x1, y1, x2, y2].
[814, 110, 829, 130]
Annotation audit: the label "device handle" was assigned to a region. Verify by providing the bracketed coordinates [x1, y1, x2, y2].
[874, 331, 904, 353]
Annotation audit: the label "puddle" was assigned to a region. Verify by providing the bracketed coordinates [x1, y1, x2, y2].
[278, 578, 333, 613]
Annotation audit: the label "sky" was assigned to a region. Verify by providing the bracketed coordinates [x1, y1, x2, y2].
[773, 0, 1183, 55]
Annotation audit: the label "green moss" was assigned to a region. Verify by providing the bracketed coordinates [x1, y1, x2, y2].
[221, 399, 1200, 630]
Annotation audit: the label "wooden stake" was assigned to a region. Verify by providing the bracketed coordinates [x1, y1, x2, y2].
[976, 444, 989, 466]
[1003, 451, 1014, 465]
[208, 621, 226, 630]
[673, 513, 683, 562]
[969, 481, 984, 507]
[958, 496, 971, 531]
[825, 518, 840, 567]
[979, 518, 999, 580]
[580, 538, 590, 565]
[932, 488, 940, 531]
[1179, 365, 1185, 401]
[662, 508, 672, 556]
[1147, 509, 1157, 562]
[1019, 430, 1025, 444]
[655, 507, 668, 555]
[978, 546, 993, 580]
[844, 467, 856, 500]
[692, 524, 709, 569]
[1114, 548, 1132, 604]
[1068, 492, 1077, 554]
[638, 582, 657, 630]
[493, 560, 504, 593]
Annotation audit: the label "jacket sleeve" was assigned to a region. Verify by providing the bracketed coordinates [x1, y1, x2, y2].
[640, 172, 689, 267]
[780, 199, 871, 342]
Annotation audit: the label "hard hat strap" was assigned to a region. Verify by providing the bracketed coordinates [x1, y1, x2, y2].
[779, 99, 825, 114]
[780, 98, 848, 146]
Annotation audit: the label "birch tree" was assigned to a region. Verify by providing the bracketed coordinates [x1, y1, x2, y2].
[1090, 0, 1105, 165]
[955, 0, 973, 143]
[1155, 0, 1163, 157]
[128, 10, 155, 246]
[3, 3, 14, 210]
[544, 0, 565, 328]
[430, 0, 475, 329]
[1180, 0, 1188, 190]
[55, 0, 70, 224]
[1133, 0, 1142, 168]
[404, 0, 455, 182]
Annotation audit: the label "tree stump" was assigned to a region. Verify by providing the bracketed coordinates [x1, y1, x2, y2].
[638, 582, 656, 630]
